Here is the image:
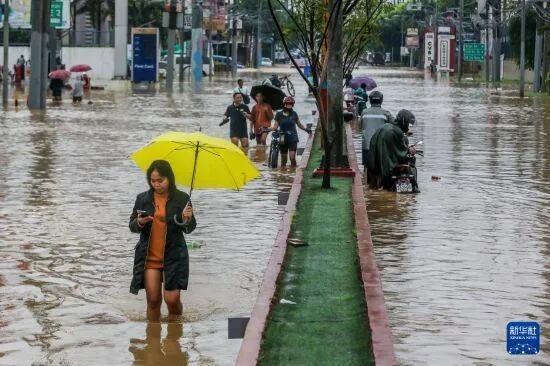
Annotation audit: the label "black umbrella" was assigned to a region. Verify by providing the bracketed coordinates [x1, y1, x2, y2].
[250, 84, 286, 110]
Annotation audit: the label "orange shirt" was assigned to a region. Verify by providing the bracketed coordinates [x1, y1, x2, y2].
[146, 192, 168, 269]
[252, 103, 274, 133]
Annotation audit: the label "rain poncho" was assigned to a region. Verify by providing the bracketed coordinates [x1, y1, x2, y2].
[367, 115, 411, 180]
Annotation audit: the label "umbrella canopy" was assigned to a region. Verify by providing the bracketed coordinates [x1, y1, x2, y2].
[70, 64, 92, 72]
[250, 84, 286, 110]
[130, 132, 260, 193]
[349, 76, 377, 91]
[48, 70, 71, 80]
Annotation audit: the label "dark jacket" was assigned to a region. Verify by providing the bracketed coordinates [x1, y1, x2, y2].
[129, 188, 196, 295]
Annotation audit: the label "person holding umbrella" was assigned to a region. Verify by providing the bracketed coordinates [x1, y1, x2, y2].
[48, 69, 71, 102]
[129, 160, 196, 322]
[250, 92, 274, 146]
[129, 132, 260, 321]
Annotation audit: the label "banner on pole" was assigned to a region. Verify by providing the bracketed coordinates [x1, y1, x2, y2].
[424, 32, 435, 67]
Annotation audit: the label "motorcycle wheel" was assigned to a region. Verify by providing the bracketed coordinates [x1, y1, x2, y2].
[269, 143, 279, 168]
[286, 80, 295, 97]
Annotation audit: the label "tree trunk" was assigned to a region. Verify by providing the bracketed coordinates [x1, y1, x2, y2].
[326, 0, 345, 169]
[543, 30, 550, 92]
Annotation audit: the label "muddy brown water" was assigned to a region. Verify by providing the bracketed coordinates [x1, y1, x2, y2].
[353, 68, 550, 365]
[0, 72, 315, 365]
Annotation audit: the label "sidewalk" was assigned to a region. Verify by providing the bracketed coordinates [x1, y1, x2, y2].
[257, 135, 374, 365]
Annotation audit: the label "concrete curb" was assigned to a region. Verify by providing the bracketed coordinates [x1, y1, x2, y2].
[235, 131, 316, 366]
[346, 123, 397, 365]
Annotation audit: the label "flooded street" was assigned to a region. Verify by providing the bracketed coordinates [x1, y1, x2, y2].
[355, 68, 550, 365]
[0, 72, 315, 365]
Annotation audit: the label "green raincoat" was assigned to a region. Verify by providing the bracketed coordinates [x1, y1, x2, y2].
[368, 122, 409, 180]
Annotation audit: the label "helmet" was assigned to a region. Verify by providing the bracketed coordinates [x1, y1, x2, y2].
[283, 96, 295, 106]
[369, 91, 383, 105]
[394, 109, 416, 133]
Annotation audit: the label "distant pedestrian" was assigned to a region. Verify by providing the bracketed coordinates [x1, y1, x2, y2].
[17, 55, 25, 81]
[72, 75, 84, 104]
[233, 79, 250, 104]
[129, 160, 196, 321]
[49, 78, 64, 101]
[250, 92, 274, 145]
[220, 92, 252, 148]
[273, 96, 311, 167]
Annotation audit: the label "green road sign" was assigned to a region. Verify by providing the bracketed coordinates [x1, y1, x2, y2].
[50, 1, 63, 28]
[463, 43, 486, 62]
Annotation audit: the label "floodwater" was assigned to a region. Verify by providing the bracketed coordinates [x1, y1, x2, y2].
[0, 72, 315, 365]
[354, 68, 550, 365]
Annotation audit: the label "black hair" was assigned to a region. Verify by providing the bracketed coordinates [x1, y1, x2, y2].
[147, 160, 176, 191]
[360, 83, 367, 89]
[237, 79, 243, 83]
[233, 92, 243, 98]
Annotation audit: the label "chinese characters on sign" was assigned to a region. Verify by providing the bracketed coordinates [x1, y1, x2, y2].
[507, 321, 540, 355]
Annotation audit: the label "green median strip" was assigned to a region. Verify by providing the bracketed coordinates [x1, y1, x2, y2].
[259, 135, 374, 366]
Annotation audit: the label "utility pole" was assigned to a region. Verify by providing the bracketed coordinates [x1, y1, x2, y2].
[534, 19, 542, 92]
[29, 0, 50, 110]
[492, 0, 501, 83]
[208, 4, 213, 79]
[231, 15, 238, 77]
[410, 48, 414, 68]
[2, 0, 10, 107]
[166, 0, 177, 90]
[191, 0, 203, 82]
[255, 0, 261, 68]
[458, 0, 463, 81]
[485, 1, 490, 84]
[114, 0, 128, 78]
[179, 29, 184, 81]
[519, 0, 526, 97]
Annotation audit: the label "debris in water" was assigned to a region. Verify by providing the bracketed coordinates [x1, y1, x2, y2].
[431, 175, 441, 181]
[280, 299, 297, 305]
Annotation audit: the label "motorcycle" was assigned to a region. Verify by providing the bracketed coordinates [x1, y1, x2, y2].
[392, 141, 423, 193]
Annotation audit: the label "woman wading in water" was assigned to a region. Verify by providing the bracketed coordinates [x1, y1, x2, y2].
[129, 160, 196, 321]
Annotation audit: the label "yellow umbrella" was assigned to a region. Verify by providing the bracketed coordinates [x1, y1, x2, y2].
[130, 131, 260, 194]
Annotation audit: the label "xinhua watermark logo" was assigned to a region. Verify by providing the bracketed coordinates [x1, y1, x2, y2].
[507, 321, 540, 355]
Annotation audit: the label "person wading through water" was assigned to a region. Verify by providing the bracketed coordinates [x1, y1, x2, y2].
[129, 160, 196, 321]
[220, 92, 252, 148]
[250, 92, 274, 145]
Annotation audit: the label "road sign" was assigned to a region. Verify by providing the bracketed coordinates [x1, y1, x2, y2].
[50, 1, 63, 28]
[463, 43, 486, 62]
[131, 28, 159, 83]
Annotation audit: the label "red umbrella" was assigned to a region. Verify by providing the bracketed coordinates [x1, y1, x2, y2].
[70, 64, 92, 72]
[48, 70, 71, 80]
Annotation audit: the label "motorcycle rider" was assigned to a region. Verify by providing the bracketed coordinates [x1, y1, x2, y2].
[367, 109, 418, 192]
[361, 91, 393, 183]
[273, 96, 312, 167]
[354, 83, 369, 115]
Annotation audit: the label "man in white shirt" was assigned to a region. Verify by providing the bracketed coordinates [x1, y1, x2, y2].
[232, 79, 250, 104]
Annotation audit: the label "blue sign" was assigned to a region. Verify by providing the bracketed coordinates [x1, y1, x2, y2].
[132, 31, 158, 83]
[507, 321, 540, 355]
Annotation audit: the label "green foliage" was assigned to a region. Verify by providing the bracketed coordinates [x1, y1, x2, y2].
[509, 10, 536, 70]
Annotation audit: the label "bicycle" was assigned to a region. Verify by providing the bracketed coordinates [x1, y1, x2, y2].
[279, 75, 295, 97]
[262, 128, 280, 168]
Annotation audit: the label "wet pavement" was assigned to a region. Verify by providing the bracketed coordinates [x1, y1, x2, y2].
[0, 71, 315, 365]
[353, 68, 550, 365]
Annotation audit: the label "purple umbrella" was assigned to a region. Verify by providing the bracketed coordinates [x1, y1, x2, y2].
[348, 76, 377, 91]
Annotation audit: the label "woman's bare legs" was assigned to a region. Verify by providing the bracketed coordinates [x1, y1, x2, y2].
[163, 289, 183, 322]
[145, 269, 163, 321]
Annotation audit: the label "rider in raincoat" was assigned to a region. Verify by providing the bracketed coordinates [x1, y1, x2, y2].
[367, 109, 417, 190]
